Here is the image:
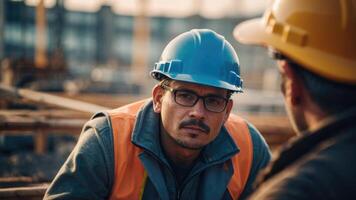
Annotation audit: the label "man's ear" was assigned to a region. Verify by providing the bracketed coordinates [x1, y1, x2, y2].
[278, 61, 303, 106]
[223, 99, 234, 123]
[152, 84, 164, 113]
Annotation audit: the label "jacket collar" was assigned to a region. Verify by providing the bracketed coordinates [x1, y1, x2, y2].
[131, 100, 239, 164]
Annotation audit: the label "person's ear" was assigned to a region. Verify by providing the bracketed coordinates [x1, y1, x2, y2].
[278, 61, 303, 106]
[223, 99, 234, 123]
[152, 84, 164, 113]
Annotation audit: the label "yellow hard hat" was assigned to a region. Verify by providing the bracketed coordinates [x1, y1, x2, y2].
[234, 0, 356, 85]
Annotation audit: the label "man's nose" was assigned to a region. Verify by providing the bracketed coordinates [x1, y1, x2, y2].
[189, 98, 206, 119]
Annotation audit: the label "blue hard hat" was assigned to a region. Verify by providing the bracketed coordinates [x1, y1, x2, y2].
[151, 29, 243, 92]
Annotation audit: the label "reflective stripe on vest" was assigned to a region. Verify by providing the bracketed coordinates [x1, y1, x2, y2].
[108, 99, 253, 200]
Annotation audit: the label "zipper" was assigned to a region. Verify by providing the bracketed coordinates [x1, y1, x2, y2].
[138, 149, 232, 199]
[176, 157, 234, 199]
[138, 149, 181, 199]
[176, 190, 181, 200]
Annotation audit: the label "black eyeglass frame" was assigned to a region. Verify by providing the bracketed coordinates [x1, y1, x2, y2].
[160, 84, 229, 113]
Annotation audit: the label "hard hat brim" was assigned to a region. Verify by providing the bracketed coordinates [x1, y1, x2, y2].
[174, 74, 242, 92]
[154, 71, 243, 92]
[234, 18, 356, 85]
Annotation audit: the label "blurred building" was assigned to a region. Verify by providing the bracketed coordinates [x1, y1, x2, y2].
[1, 0, 278, 94]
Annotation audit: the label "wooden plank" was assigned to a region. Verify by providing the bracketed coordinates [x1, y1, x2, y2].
[17, 89, 110, 113]
[0, 184, 48, 200]
[0, 115, 84, 153]
[0, 117, 85, 134]
[0, 177, 33, 186]
[55, 93, 146, 108]
[0, 177, 35, 188]
[0, 84, 111, 113]
[0, 109, 91, 119]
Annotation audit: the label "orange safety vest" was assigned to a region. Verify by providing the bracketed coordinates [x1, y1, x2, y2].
[108, 99, 253, 200]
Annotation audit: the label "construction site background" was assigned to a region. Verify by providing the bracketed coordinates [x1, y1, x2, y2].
[0, 0, 293, 199]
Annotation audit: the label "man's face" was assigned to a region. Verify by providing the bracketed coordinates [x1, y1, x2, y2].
[153, 80, 233, 150]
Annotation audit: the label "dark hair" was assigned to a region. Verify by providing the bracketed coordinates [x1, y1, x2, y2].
[159, 78, 171, 87]
[287, 60, 356, 114]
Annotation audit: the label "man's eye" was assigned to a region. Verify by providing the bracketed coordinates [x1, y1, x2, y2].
[177, 91, 195, 100]
[206, 97, 223, 106]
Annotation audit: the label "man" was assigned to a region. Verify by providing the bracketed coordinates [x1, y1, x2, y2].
[44, 29, 271, 200]
[234, 0, 356, 199]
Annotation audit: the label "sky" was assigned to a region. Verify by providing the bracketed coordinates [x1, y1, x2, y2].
[24, 0, 271, 18]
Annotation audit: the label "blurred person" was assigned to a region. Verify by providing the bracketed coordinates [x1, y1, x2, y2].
[44, 29, 271, 200]
[234, 0, 356, 199]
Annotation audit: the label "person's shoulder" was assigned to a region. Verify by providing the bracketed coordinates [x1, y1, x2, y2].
[285, 134, 356, 192]
[108, 99, 152, 119]
[81, 112, 112, 138]
[314, 132, 356, 169]
[250, 136, 356, 199]
[274, 138, 356, 198]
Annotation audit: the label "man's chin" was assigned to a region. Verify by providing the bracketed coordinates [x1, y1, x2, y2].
[175, 138, 206, 150]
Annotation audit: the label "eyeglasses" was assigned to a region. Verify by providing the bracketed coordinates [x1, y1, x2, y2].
[161, 84, 229, 113]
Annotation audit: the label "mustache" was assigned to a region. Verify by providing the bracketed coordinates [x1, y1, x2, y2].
[179, 119, 210, 134]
